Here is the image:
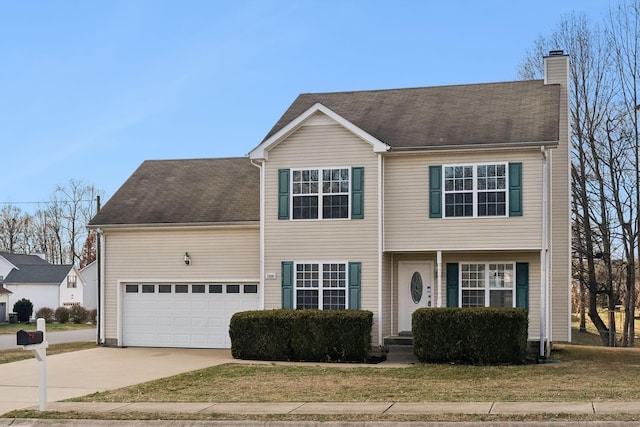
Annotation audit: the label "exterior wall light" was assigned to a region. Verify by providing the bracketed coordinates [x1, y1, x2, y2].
[184, 252, 191, 266]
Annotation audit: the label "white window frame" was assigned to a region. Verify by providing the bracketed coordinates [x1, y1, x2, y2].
[443, 163, 509, 218]
[294, 261, 349, 310]
[291, 167, 351, 220]
[459, 262, 516, 308]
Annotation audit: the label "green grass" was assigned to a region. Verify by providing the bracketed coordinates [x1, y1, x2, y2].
[0, 341, 97, 364]
[68, 343, 640, 404]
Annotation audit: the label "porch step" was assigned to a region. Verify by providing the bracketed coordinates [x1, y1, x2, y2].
[384, 344, 418, 364]
[383, 335, 413, 346]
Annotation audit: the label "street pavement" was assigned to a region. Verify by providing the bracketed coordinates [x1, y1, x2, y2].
[0, 328, 96, 350]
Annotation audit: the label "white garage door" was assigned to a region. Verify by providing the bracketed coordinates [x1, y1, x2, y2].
[122, 282, 259, 349]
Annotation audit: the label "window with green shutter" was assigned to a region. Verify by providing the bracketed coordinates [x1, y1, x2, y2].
[430, 162, 523, 218]
[278, 167, 364, 220]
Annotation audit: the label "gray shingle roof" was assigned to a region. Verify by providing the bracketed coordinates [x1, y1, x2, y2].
[89, 157, 260, 226]
[0, 252, 49, 267]
[262, 80, 560, 148]
[4, 264, 73, 285]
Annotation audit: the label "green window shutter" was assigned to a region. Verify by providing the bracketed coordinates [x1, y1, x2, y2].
[278, 169, 290, 220]
[446, 263, 459, 307]
[509, 162, 523, 217]
[281, 261, 294, 309]
[351, 167, 364, 219]
[515, 262, 529, 310]
[348, 262, 361, 309]
[429, 165, 442, 218]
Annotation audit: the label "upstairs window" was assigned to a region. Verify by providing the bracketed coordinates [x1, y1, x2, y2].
[280, 167, 364, 220]
[443, 163, 507, 217]
[67, 275, 77, 288]
[291, 168, 350, 220]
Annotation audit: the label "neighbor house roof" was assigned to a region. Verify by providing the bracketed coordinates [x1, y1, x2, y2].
[4, 264, 73, 285]
[0, 252, 49, 268]
[261, 80, 560, 149]
[89, 157, 260, 227]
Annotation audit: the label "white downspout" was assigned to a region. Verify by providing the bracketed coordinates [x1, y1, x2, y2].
[251, 159, 265, 310]
[540, 146, 549, 358]
[437, 250, 442, 307]
[98, 229, 106, 345]
[377, 153, 383, 347]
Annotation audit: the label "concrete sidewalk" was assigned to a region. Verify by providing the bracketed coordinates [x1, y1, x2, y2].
[16, 400, 640, 415]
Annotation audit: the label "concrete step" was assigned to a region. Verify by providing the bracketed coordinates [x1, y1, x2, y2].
[383, 335, 413, 346]
[384, 344, 417, 364]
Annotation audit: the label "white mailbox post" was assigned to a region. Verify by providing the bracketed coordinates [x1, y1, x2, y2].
[17, 317, 48, 411]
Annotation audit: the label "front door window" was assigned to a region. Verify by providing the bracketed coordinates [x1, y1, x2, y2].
[410, 272, 423, 304]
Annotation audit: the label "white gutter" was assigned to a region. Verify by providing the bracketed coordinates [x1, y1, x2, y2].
[377, 153, 383, 347]
[540, 146, 549, 358]
[251, 159, 265, 310]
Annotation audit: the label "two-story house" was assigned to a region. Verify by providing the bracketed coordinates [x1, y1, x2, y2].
[0, 252, 87, 317]
[89, 51, 569, 356]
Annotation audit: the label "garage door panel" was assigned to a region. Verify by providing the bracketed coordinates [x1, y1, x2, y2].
[123, 282, 259, 349]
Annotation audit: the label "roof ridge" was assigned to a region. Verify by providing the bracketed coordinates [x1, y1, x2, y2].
[297, 79, 545, 97]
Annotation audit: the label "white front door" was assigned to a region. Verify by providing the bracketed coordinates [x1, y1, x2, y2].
[398, 261, 433, 333]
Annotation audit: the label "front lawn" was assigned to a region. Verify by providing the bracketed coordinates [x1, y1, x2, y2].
[0, 341, 97, 364]
[70, 343, 640, 403]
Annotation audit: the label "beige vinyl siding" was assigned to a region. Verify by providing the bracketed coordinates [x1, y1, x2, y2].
[381, 252, 392, 339]
[546, 57, 571, 342]
[102, 226, 259, 343]
[262, 118, 381, 343]
[384, 149, 544, 252]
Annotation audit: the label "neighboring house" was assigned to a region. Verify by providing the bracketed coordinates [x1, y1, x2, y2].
[79, 261, 98, 311]
[0, 252, 86, 316]
[0, 286, 11, 322]
[89, 51, 570, 356]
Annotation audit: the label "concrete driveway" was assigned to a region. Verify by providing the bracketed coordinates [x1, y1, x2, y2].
[0, 347, 234, 415]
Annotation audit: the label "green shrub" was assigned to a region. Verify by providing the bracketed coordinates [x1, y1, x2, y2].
[35, 307, 55, 323]
[13, 298, 33, 322]
[413, 307, 528, 365]
[88, 309, 97, 324]
[55, 306, 70, 324]
[69, 305, 89, 324]
[230, 309, 373, 362]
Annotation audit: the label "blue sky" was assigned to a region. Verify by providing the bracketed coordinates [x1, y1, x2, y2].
[0, 0, 605, 210]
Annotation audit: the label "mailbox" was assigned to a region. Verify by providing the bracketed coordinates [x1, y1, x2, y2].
[17, 330, 44, 346]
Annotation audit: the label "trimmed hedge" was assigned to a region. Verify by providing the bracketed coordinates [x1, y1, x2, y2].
[413, 307, 528, 365]
[230, 309, 373, 362]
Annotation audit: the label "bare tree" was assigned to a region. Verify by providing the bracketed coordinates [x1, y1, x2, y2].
[519, 12, 623, 346]
[606, 0, 640, 347]
[53, 179, 101, 265]
[0, 204, 29, 254]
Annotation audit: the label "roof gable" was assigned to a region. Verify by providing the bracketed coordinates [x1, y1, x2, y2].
[260, 81, 560, 151]
[250, 103, 390, 160]
[89, 157, 260, 227]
